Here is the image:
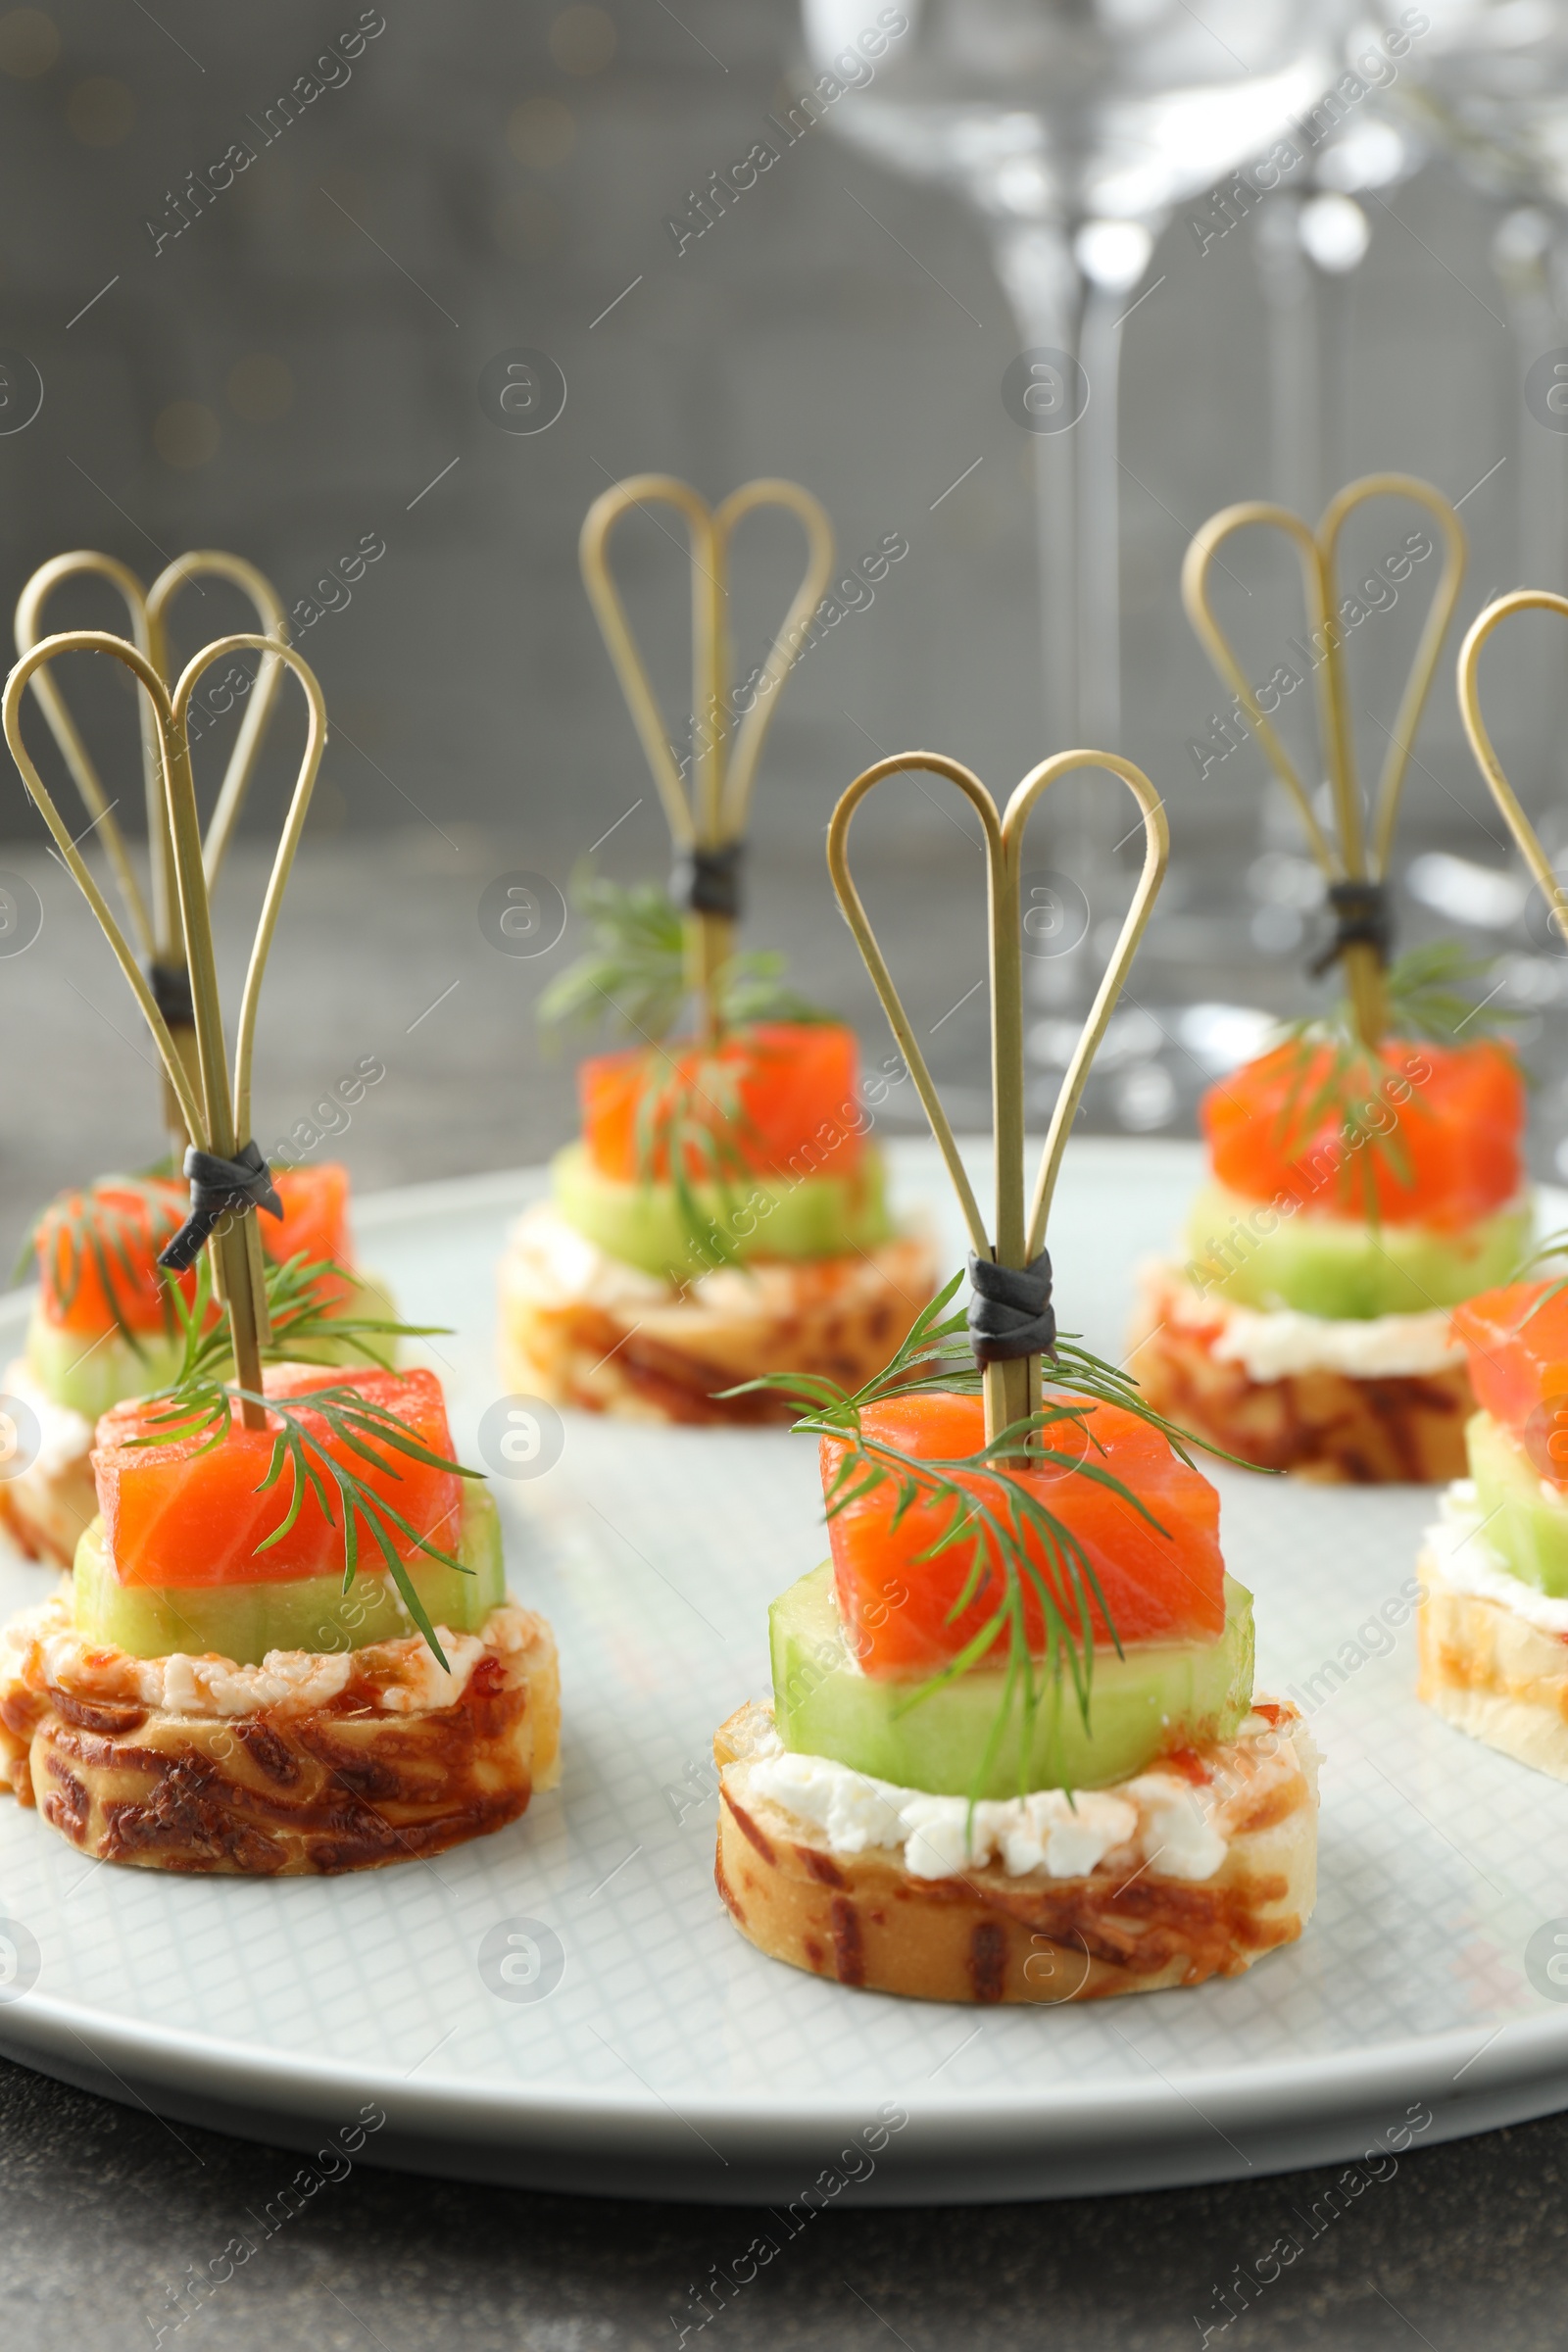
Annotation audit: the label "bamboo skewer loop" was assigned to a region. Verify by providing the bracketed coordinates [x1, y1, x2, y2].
[580, 475, 713, 850]
[827, 748, 1166, 1452]
[14, 554, 158, 958]
[1182, 472, 1466, 1051]
[827, 755, 1000, 1263]
[3, 632, 202, 1142]
[1457, 590, 1568, 945]
[1010, 757, 1169, 1258]
[1318, 478, 1466, 883]
[710, 478, 836, 841]
[146, 552, 290, 888]
[4, 626, 328, 1428]
[164, 634, 325, 1391]
[169, 636, 327, 1144]
[13, 546, 290, 1151]
[580, 473, 835, 1040]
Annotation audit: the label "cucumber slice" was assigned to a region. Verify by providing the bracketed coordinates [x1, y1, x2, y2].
[551, 1141, 893, 1279]
[1466, 1409, 1568, 1597]
[24, 1266, 400, 1422]
[26, 1317, 184, 1423]
[1184, 1180, 1530, 1318]
[771, 1560, 1255, 1796]
[71, 1482, 505, 1663]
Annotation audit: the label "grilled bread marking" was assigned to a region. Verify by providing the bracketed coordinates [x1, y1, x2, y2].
[0, 1593, 559, 1876]
[712, 1701, 1318, 2005]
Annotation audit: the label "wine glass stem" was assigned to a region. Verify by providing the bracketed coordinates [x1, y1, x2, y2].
[1504, 263, 1563, 597]
[991, 221, 1146, 1016]
[1500, 236, 1568, 805]
[1253, 197, 1320, 514]
[989, 223, 1132, 749]
[990, 221, 1089, 745]
[1317, 268, 1353, 505]
[1078, 280, 1124, 747]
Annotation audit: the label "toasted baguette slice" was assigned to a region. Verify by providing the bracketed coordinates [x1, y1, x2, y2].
[498, 1202, 938, 1425]
[712, 1699, 1318, 2004]
[0, 1447, 96, 1568]
[1418, 1539, 1568, 1780]
[1127, 1263, 1471, 1484]
[0, 1365, 96, 1567]
[0, 1590, 560, 1875]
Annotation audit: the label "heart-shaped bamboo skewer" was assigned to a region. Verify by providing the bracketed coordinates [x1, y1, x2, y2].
[13, 555, 156, 958]
[1457, 589, 1568, 941]
[14, 550, 289, 1148]
[580, 474, 835, 1040]
[1183, 473, 1466, 1051]
[828, 750, 1167, 1450]
[3, 629, 325, 1429]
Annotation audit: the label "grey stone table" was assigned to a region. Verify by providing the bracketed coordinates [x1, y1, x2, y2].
[5, 2051, 1568, 2351]
[4, 826, 1568, 2351]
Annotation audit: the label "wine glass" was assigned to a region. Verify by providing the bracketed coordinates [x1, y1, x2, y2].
[803, 0, 1348, 751]
[1385, 0, 1568, 584]
[802, 0, 1348, 1091]
[1253, 101, 1425, 519]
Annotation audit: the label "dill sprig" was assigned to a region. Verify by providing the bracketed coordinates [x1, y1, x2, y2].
[127, 1251, 477, 1667]
[18, 1175, 185, 1351]
[1269, 943, 1520, 1220]
[538, 875, 690, 1043]
[1271, 1029, 1415, 1224]
[1284, 940, 1520, 1060]
[158, 1245, 423, 1388]
[633, 1044, 756, 1271]
[539, 873, 842, 1271]
[1509, 1229, 1568, 1327]
[1375, 940, 1521, 1046]
[717, 952, 827, 1030]
[727, 1272, 1239, 1801]
[537, 872, 828, 1045]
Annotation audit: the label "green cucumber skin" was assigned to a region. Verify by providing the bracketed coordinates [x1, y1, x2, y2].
[26, 1318, 184, 1424]
[770, 1561, 1255, 1796]
[1185, 1181, 1530, 1319]
[71, 1483, 504, 1663]
[1467, 1411, 1568, 1598]
[551, 1141, 893, 1279]
[25, 1266, 400, 1422]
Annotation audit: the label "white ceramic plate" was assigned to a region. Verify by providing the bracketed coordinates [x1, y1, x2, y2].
[2, 1138, 1567, 2207]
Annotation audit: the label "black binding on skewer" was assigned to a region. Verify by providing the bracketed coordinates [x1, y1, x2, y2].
[965, 1248, 1056, 1368]
[669, 839, 744, 921]
[1307, 876, 1394, 980]
[158, 1141, 283, 1273]
[147, 957, 196, 1031]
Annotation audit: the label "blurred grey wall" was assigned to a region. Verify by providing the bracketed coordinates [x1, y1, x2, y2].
[0, 0, 1545, 873]
[4, 0, 1568, 1249]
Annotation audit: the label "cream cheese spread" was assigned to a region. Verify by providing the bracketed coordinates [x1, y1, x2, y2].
[1, 1359, 92, 1479]
[503, 1200, 924, 1344]
[1425, 1482, 1568, 1636]
[743, 1726, 1260, 1885]
[504, 1203, 669, 1314]
[0, 1590, 519, 1719]
[504, 1200, 795, 1326]
[372, 1627, 489, 1714]
[1151, 1265, 1462, 1381]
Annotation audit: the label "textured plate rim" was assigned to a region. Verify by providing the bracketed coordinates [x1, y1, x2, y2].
[2, 1984, 1562, 2151]
[2, 1144, 1565, 2185]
